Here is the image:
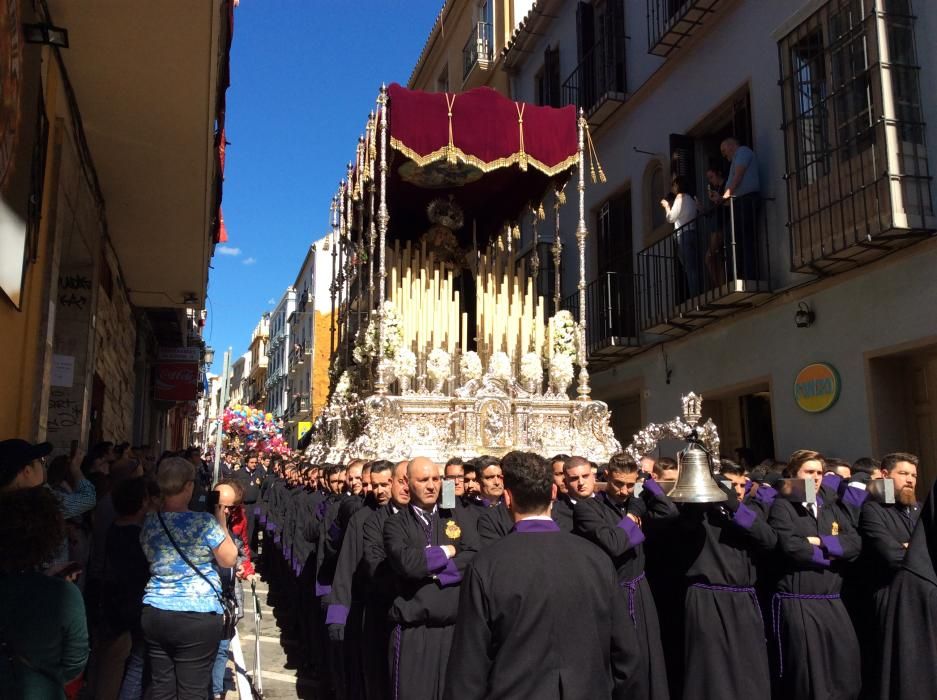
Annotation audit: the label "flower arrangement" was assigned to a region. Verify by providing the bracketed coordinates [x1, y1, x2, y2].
[549, 353, 575, 393]
[427, 348, 451, 383]
[488, 351, 513, 381]
[520, 352, 543, 388]
[393, 348, 417, 379]
[460, 351, 483, 382]
[353, 301, 404, 363]
[551, 310, 578, 359]
[334, 371, 353, 401]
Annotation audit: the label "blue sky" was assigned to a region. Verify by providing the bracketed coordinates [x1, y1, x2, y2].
[206, 0, 443, 374]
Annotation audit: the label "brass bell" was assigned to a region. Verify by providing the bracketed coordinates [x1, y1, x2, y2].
[667, 442, 728, 503]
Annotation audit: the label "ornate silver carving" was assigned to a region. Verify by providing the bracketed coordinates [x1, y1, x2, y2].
[624, 392, 720, 463]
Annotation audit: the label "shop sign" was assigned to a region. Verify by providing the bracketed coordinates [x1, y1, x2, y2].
[158, 346, 202, 363]
[794, 363, 840, 413]
[155, 362, 199, 402]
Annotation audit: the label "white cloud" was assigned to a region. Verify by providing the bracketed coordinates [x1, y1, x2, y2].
[267, 298, 276, 305]
[217, 245, 241, 256]
[243, 257, 256, 265]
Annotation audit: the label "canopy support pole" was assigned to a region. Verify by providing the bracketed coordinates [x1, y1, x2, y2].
[375, 85, 390, 394]
[576, 112, 591, 401]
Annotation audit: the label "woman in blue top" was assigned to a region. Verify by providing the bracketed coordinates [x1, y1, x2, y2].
[140, 457, 238, 700]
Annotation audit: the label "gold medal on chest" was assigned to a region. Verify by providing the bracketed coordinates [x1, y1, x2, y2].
[445, 520, 461, 540]
[831, 521, 840, 536]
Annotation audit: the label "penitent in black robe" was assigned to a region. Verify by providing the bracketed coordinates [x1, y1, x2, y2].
[878, 478, 937, 700]
[360, 503, 401, 700]
[325, 498, 376, 700]
[444, 518, 636, 700]
[573, 482, 677, 700]
[676, 500, 776, 700]
[383, 504, 478, 700]
[768, 490, 862, 700]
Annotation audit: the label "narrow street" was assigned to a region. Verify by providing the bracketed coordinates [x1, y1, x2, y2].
[233, 578, 318, 699]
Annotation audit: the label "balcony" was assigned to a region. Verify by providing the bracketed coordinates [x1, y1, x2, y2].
[561, 36, 626, 126]
[462, 21, 493, 84]
[562, 272, 641, 369]
[647, 0, 723, 58]
[779, 0, 936, 275]
[637, 196, 773, 338]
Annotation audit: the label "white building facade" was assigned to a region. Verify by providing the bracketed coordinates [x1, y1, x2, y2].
[266, 287, 297, 421]
[505, 0, 937, 487]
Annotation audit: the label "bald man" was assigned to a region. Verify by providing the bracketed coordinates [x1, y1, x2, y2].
[382, 457, 479, 700]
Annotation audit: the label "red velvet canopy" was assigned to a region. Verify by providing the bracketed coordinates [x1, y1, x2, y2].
[383, 83, 579, 244]
[387, 83, 578, 177]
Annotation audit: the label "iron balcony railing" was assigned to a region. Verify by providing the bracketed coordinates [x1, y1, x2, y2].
[561, 35, 626, 114]
[463, 21, 493, 79]
[637, 195, 770, 333]
[647, 0, 723, 58]
[562, 271, 639, 358]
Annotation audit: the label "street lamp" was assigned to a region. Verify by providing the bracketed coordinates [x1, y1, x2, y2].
[204, 346, 215, 365]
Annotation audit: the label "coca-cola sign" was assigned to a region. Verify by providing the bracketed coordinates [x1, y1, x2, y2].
[154, 362, 199, 401]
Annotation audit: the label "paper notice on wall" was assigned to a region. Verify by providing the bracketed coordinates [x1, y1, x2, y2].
[51, 354, 75, 387]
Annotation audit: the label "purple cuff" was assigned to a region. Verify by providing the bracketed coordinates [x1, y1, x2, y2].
[325, 604, 350, 625]
[253, 505, 262, 516]
[733, 503, 757, 530]
[616, 516, 646, 547]
[811, 545, 831, 568]
[424, 546, 449, 574]
[842, 486, 869, 509]
[315, 582, 332, 597]
[821, 473, 842, 493]
[820, 535, 844, 559]
[436, 559, 462, 587]
[642, 478, 665, 498]
[754, 485, 777, 507]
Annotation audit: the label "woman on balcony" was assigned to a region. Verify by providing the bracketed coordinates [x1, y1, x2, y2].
[660, 175, 700, 300]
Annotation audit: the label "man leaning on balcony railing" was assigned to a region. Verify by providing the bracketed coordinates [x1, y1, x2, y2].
[720, 137, 761, 283]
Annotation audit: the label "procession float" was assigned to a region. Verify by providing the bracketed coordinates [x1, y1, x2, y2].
[306, 83, 622, 463]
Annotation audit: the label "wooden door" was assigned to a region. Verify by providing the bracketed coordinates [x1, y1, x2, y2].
[907, 352, 937, 492]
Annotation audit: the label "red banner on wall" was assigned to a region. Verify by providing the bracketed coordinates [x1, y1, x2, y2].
[154, 362, 199, 402]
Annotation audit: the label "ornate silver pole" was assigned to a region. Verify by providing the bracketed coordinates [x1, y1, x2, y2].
[529, 207, 540, 353]
[576, 112, 591, 401]
[367, 112, 376, 312]
[329, 192, 339, 366]
[375, 85, 390, 394]
[552, 187, 563, 315]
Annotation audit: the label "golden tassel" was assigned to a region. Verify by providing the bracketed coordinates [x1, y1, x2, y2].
[516, 103, 528, 172]
[537, 203, 546, 220]
[512, 224, 521, 240]
[446, 94, 457, 165]
[585, 123, 607, 184]
[556, 186, 567, 206]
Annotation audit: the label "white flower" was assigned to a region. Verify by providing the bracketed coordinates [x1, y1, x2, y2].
[520, 352, 543, 386]
[427, 348, 451, 382]
[551, 310, 578, 359]
[460, 351, 483, 381]
[488, 351, 513, 381]
[393, 348, 416, 379]
[334, 371, 352, 400]
[549, 353, 574, 389]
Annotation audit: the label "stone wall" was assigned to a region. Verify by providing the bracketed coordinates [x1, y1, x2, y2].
[93, 245, 137, 443]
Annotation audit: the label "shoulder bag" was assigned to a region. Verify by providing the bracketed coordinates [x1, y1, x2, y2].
[156, 511, 240, 639]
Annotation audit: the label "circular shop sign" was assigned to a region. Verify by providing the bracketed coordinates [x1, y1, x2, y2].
[794, 363, 840, 413]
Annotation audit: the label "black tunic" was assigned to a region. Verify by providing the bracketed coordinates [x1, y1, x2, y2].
[444, 518, 636, 700]
[573, 483, 677, 700]
[383, 504, 479, 700]
[551, 494, 575, 532]
[768, 491, 862, 700]
[477, 501, 570, 547]
[878, 479, 937, 700]
[676, 501, 776, 700]
[360, 503, 401, 700]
